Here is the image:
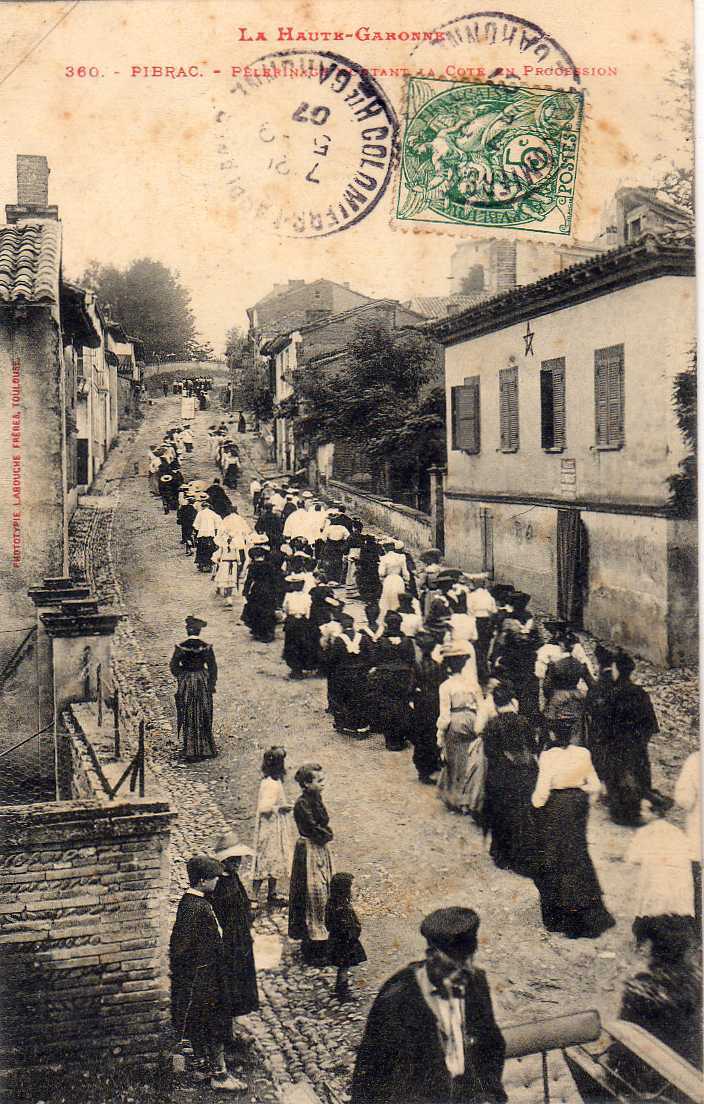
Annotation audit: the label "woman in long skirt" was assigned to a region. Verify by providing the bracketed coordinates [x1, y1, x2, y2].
[366, 611, 415, 750]
[169, 616, 218, 761]
[211, 833, 259, 1038]
[241, 549, 278, 642]
[605, 649, 660, 826]
[252, 748, 295, 909]
[282, 578, 315, 677]
[482, 684, 538, 876]
[436, 645, 485, 819]
[356, 536, 382, 605]
[288, 763, 334, 965]
[531, 721, 614, 938]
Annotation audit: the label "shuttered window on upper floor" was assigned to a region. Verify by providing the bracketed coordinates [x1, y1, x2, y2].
[451, 376, 480, 453]
[540, 357, 566, 450]
[499, 366, 519, 452]
[594, 344, 624, 449]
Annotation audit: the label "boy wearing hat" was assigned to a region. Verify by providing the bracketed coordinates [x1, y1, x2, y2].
[352, 907, 505, 1104]
[170, 855, 245, 1092]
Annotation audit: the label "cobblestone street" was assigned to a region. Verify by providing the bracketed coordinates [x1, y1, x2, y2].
[71, 394, 698, 1104]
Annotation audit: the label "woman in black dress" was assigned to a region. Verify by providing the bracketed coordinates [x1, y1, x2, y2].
[241, 548, 278, 643]
[288, 763, 334, 965]
[482, 683, 538, 877]
[169, 616, 218, 761]
[367, 611, 416, 751]
[605, 650, 660, 826]
[584, 643, 615, 782]
[356, 535, 382, 605]
[211, 833, 259, 1047]
[531, 721, 614, 938]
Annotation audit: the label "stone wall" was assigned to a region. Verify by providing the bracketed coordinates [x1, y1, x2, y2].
[0, 796, 173, 1077]
[327, 478, 432, 552]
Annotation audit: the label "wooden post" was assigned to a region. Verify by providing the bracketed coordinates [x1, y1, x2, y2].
[541, 1051, 550, 1104]
[113, 687, 120, 759]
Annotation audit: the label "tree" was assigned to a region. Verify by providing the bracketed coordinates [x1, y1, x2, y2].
[668, 350, 697, 518]
[79, 258, 197, 361]
[295, 317, 444, 501]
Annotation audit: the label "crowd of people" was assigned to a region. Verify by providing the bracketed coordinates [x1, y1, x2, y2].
[153, 406, 701, 1098]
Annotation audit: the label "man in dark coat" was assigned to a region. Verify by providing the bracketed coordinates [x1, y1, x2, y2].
[169, 855, 245, 1092]
[352, 907, 506, 1104]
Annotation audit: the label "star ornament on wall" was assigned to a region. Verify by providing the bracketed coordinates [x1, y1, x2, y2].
[523, 321, 535, 357]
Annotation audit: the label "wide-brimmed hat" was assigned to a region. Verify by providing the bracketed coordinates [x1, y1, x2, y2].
[213, 831, 254, 860]
[185, 615, 207, 634]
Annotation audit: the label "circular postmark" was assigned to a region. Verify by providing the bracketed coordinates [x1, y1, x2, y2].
[215, 50, 398, 238]
[410, 11, 582, 90]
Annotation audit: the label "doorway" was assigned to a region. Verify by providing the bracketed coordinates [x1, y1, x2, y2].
[556, 508, 588, 626]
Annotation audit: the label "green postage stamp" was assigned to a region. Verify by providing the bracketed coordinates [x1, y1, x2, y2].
[397, 78, 584, 235]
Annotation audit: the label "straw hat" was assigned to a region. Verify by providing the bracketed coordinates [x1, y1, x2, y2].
[213, 830, 254, 860]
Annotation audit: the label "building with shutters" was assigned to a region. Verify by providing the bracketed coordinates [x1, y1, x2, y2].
[428, 231, 696, 666]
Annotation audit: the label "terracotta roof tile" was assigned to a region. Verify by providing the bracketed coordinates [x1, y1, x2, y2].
[0, 219, 61, 306]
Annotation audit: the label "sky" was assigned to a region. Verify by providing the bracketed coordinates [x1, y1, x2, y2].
[0, 0, 692, 353]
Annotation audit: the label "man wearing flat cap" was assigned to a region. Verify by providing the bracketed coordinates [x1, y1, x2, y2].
[351, 907, 506, 1104]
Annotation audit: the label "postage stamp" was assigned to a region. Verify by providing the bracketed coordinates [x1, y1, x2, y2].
[396, 77, 584, 234]
[214, 49, 398, 239]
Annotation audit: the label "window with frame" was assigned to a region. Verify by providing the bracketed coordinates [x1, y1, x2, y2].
[450, 376, 480, 453]
[540, 357, 566, 450]
[594, 344, 624, 449]
[499, 365, 519, 452]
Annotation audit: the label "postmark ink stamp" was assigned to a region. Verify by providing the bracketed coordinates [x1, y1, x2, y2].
[396, 77, 583, 234]
[215, 50, 398, 239]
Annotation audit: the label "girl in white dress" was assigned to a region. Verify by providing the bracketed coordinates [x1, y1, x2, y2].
[252, 747, 296, 910]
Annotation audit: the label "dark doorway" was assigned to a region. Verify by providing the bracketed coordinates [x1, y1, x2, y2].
[556, 509, 588, 626]
[76, 438, 89, 486]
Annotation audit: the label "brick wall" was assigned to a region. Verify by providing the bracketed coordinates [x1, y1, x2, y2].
[17, 155, 50, 206]
[0, 795, 174, 1077]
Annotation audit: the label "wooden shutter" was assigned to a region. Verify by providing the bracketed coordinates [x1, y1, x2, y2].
[451, 379, 480, 452]
[594, 345, 624, 447]
[460, 376, 480, 453]
[499, 366, 519, 452]
[541, 357, 565, 449]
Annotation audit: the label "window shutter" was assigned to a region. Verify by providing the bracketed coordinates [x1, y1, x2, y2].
[540, 367, 554, 449]
[451, 378, 480, 453]
[594, 345, 624, 447]
[460, 376, 480, 453]
[541, 357, 565, 449]
[499, 366, 519, 452]
[451, 386, 460, 450]
[552, 359, 566, 448]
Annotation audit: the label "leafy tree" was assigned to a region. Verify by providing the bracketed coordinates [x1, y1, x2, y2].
[80, 258, 197, 361]
[668, 350, 697, 517]
[294, 317, 444, 501]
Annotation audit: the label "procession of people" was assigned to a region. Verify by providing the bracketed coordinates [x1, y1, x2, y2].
[157, 402, 700, 1098]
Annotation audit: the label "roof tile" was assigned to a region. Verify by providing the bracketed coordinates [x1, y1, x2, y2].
[0, 219, 61, 306]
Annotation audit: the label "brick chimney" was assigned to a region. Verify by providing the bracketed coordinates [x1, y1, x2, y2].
[5, 155, 59, 223]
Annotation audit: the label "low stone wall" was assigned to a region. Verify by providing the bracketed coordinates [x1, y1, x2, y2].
[327, 478, 432, 552]
[0, 796, 173, 1077]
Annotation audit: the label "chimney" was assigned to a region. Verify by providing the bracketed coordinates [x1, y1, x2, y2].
[5, 155, 59, 223]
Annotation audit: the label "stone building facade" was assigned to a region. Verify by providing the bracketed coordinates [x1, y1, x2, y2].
[429, 234, 696, 665]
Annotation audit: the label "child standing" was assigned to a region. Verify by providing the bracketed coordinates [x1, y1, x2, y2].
[325, 872, 366, 1002]
[252, 747, 295, 910]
